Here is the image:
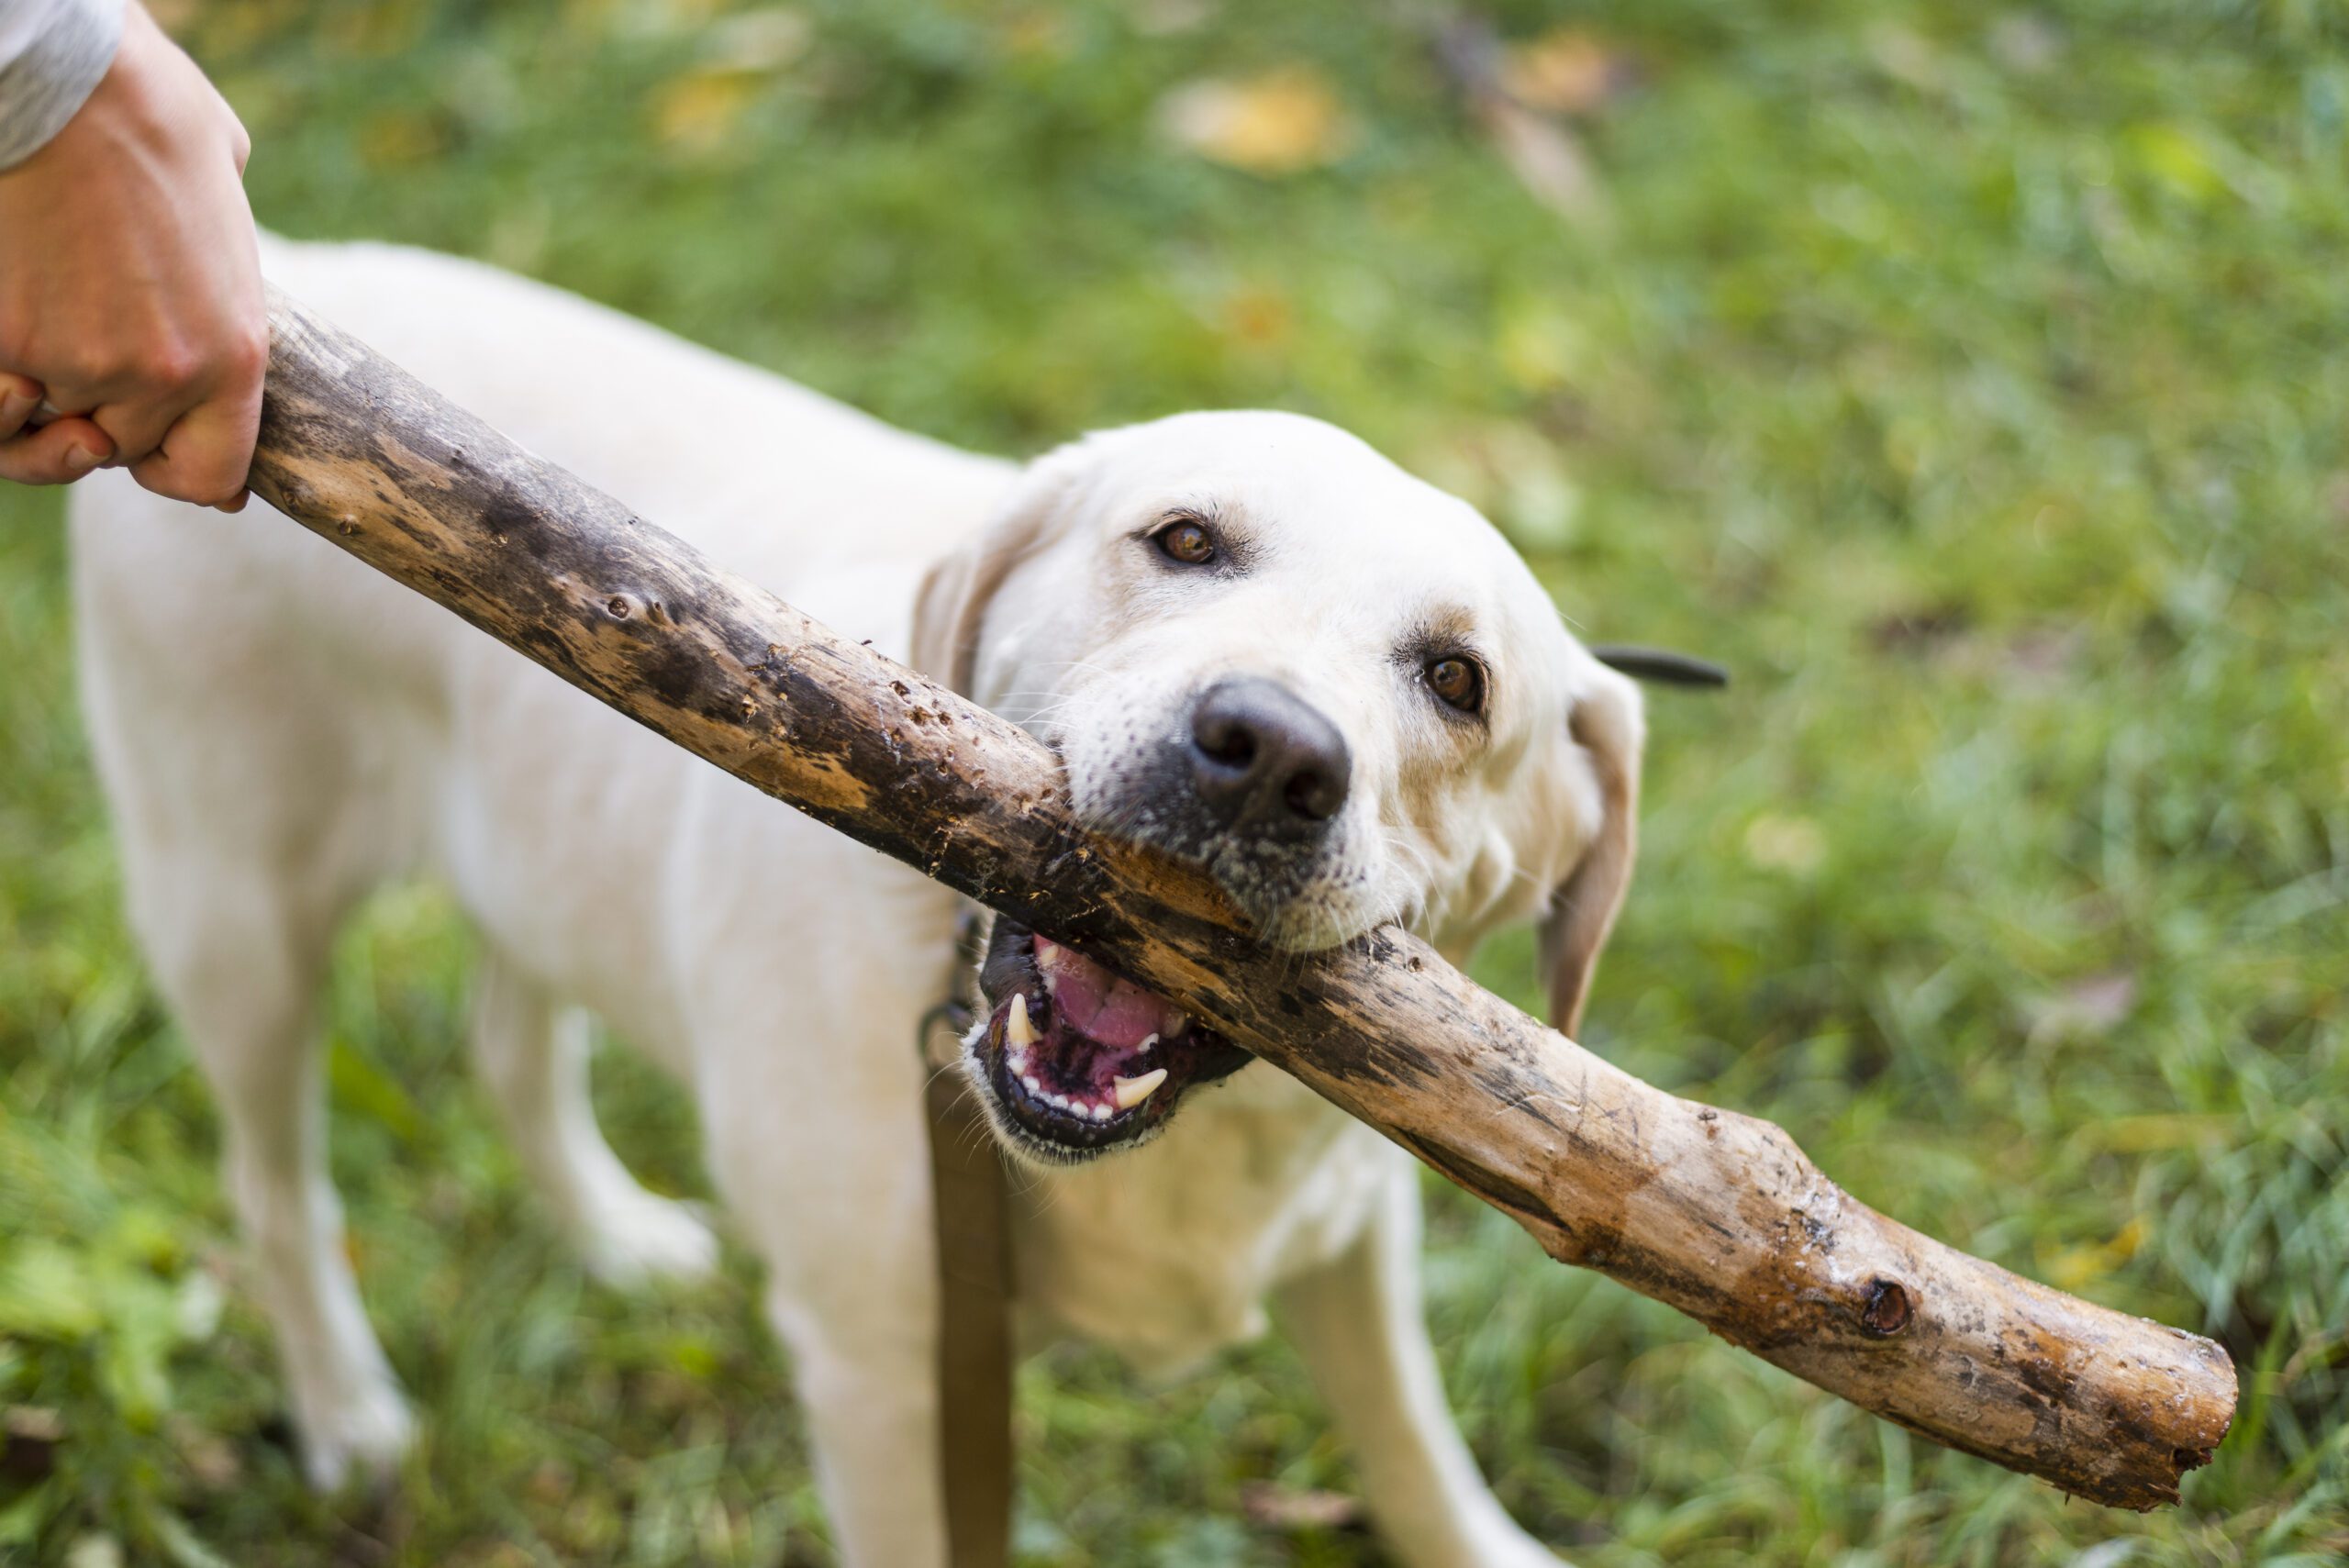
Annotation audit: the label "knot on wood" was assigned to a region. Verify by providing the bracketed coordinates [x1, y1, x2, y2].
[1859, 1277, 1913, 1338]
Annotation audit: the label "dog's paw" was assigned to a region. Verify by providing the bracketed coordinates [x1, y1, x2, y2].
[580, 1194, 721, 1290]
[296, 1379, 417, 1494]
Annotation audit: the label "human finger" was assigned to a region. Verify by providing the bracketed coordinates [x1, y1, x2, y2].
[91, 376, 204, 471]
[127, 377, 262, 507]
[0, 417, 115, 485]
[0, 373, 45, 440]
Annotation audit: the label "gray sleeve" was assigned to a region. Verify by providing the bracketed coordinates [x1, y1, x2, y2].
[0, 0, 128, 172]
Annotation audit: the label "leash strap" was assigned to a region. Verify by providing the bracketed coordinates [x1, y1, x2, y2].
[921, 984, 1014, 1568]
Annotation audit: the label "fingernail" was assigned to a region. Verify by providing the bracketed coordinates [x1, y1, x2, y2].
[66, 445, 103, 473]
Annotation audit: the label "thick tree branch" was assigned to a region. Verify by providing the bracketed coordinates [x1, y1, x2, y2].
[245, 286, 2234, 1511]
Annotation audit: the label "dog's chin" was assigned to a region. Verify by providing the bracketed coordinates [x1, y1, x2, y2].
[961, 917, 1252, 1167]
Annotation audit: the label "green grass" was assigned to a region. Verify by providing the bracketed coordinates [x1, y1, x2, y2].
[5, 0, 2347, 1562]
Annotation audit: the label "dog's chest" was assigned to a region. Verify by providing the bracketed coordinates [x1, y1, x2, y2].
[1009, 1066, 1395, 1372]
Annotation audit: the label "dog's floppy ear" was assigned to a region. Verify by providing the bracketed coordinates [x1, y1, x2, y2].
[1540, 665, 1643, 1036]
[910, 543, 996, 698]
[910, 460, 1078, 696]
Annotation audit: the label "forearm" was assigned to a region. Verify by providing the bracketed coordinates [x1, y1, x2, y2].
[0, 0, 127, 171]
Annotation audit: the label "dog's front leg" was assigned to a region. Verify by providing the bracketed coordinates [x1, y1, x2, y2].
[696, 1024, 952, 1568]
[1276, 1154, 1565, 1568]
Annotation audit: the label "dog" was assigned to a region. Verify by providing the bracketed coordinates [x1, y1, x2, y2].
[70, 236, 1643, 1567]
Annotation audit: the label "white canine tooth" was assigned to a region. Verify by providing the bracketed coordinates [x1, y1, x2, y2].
[1006, 992, 1037, 1050]
[1112, 1067, 1168, 1110]
[1089, 1103, 1111, 1122]
[1022, 1073, 1043, 1095]
[1136, 1033, 1158, 1054]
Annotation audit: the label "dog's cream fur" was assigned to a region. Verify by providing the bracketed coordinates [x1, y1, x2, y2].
[69, 238, 1642, 1567]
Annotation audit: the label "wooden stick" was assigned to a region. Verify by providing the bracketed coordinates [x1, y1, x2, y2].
[246, 285, 2235, 1511]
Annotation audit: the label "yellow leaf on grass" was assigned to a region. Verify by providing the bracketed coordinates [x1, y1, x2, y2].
[1160, 68, 1355, 175]
[2043, 1217, 2147, 1294]
[1501, 28, 1631, 117]
[1219, 284, 1294, 349]
[2081, 1112, 2235, 1154]
[653, 68, 760, 157]
[358, 108, 448, 171]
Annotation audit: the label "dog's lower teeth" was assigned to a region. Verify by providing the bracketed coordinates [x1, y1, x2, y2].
[1023, 1073, 1043, 1094]
[1089, 1103, 1110, 1122]
[1112, 1068, 1168, 1109]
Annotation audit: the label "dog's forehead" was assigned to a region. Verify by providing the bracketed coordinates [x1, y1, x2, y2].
[1090, 411, 1542, 616]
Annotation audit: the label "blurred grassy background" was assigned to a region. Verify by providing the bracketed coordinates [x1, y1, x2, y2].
[5, 0, 2347, 1562]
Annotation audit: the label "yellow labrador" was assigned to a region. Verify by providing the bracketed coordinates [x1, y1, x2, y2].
[71, 237, 1642, 1567]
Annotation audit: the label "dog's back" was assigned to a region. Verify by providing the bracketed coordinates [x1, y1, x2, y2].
[71, 235, 1011, 1054]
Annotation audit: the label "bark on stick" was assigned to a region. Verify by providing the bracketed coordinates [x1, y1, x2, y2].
[246, 286, 2235, 1511]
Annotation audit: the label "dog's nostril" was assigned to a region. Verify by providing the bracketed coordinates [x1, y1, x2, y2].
[1195, 715, 1257, 769]
[1284, 766, 1344, 822]
[1187, 677, 1352, 831]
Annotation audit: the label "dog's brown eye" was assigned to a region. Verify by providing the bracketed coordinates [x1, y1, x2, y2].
[1156, 519, 1216, 566]
[1425, 656, 1483, 713]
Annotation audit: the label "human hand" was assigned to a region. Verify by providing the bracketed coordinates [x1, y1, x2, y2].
[0, 1, 263, 509]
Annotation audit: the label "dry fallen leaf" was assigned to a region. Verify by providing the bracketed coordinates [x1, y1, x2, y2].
[1502, 27, 1636, 117]
[1482, 101, 1601, 219]
[1159, 68, 1356, 175]
[705, 7, 811, 72]
[1435, 19, 1610, 221]
[2026, 970, 2140, 1044]
[1132, 0, 1219, 37]
[1238, 1479, 1366, 1532]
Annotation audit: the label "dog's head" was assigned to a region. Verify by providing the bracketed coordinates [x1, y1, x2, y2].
[916, 411, 1642, 1166]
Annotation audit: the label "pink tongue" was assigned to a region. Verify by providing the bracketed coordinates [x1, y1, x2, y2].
[1038, 938, 1172, 1050]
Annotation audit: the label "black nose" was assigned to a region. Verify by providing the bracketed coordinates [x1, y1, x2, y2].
[1188, 677, 1351, 831]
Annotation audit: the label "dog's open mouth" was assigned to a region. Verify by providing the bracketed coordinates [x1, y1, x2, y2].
[966, 917, 1250, 1161]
